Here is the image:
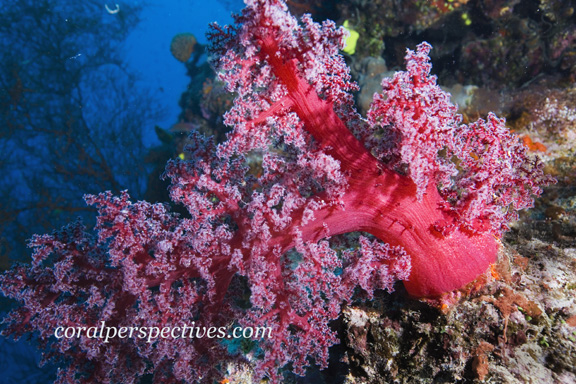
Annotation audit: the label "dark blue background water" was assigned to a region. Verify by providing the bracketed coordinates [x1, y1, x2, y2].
[0, 1, 243, 382]
[124, 0, 238, 139]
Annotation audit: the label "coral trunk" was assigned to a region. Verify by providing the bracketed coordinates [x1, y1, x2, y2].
[294, 159, 498, 297]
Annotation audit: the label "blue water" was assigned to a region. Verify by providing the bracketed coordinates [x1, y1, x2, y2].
[124, 0, 238, 143]
[0, 1, 243, 382]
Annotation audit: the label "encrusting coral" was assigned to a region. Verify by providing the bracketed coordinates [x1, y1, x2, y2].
[170, 32, 198, 62]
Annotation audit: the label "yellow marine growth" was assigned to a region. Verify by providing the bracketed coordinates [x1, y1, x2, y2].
[342, 20, 359, 55]
[170, 33, 197, 62]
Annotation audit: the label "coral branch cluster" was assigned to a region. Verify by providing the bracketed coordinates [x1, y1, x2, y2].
[0, 0, 551, 382]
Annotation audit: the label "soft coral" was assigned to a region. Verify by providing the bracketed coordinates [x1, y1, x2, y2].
[207, 0, 548, 297]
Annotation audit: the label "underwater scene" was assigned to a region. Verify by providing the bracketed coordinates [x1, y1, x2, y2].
[0, 0, 575, 383]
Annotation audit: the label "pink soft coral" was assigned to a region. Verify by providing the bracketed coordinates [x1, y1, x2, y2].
[0, 0, 551, 382]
